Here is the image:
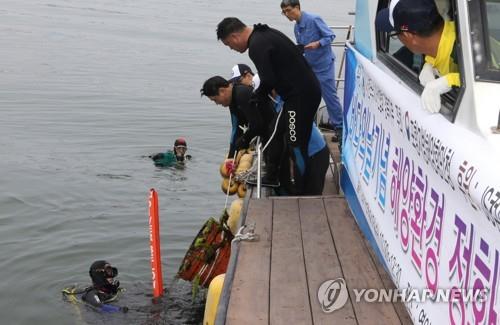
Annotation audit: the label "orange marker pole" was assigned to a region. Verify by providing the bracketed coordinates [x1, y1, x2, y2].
[149, 188, 164, 298]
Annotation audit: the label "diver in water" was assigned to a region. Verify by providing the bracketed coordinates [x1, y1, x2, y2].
[81, 260, 128, 313]
[150, 137, 192, 167]
[62, 260, 128, 313]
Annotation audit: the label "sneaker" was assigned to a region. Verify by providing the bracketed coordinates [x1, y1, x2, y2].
[246, 175, 280, 188]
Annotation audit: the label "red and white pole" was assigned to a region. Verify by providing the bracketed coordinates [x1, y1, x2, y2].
[149, 188, 164, 298]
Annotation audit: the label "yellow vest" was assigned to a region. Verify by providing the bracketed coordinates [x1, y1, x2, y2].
[425, 21, 460, 87]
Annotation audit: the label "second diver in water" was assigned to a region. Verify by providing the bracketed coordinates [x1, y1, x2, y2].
[150, 137, 192, 167]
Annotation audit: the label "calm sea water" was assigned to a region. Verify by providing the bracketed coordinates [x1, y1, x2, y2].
[0, 1, 353, 323]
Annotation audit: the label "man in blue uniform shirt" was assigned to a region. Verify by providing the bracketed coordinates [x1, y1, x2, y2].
[281, 0, 343, 142]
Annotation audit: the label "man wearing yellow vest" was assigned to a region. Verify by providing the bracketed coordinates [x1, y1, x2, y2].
[376, 0, 459, 113]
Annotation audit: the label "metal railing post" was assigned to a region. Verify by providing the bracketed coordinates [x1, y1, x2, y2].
[332, 25, 353, 89]
[257, 140, 261, 199]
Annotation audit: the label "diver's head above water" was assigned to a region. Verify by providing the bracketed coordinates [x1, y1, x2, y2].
[173, 137, 188, 162]
[149, 137, 190, 167]
[89, 260, 120, 294]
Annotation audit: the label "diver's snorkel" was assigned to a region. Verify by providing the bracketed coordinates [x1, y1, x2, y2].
[173, 138, 188, 162]
[174, 145, 187, 162]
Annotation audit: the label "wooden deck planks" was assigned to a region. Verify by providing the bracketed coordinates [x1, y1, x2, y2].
[324, 197, 402, 325]
[298, 198, 358, 325]
[226, 198, 273, 325]
[270, 198, 313, 325]
[224, 195, 410, 325]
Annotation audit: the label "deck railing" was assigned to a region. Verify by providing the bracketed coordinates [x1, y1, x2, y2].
[330, 25, 355, 88]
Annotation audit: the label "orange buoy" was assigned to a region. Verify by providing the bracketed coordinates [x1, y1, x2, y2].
[149, 189, 164, 298]
[237, 183, 247, 198]
[221, 178, 238, 195]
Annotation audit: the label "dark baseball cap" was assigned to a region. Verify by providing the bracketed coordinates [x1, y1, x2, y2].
[229, 64, 254, 83]
[375, 0, 441, 33]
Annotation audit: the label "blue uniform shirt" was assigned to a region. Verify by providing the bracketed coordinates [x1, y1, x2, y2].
[294, 11, 335, 72]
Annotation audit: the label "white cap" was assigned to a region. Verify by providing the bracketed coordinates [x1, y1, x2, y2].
[229, 64, 253, 83]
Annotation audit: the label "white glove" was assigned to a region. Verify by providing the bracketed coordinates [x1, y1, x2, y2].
[419, 63, 438, 86]
[252, 74, 260, 91]
[420, 76, 451, 113]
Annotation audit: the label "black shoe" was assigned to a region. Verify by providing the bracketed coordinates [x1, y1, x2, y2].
[246, 175, 280, 188]
[318, 122, 334, 131]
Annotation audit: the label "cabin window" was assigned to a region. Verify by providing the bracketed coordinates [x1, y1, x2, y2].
[469, 0, 500, 82]
[375, 0, 463, 121]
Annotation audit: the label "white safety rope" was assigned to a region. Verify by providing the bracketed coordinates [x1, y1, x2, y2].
[261, 94, 283, 153]
[201, 248, 221, 287]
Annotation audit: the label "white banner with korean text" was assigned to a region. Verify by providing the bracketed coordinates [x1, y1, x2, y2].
[342, 43, 500, 325]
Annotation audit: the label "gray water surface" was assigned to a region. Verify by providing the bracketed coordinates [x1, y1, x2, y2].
[0, 1, 353, 323]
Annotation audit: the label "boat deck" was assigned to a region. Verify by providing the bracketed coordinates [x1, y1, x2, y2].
[215, 132, 412, 325]
[222, 195, 412, 325]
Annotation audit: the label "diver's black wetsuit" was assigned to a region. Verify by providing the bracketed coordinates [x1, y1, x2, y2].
[82, 287, 114, 307]
[228, 84, 276, 158]
[81, 287, 125, 313]
[248, 24, 321, 193]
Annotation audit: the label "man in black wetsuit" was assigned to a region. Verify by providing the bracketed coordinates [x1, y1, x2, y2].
[216, 17, 322, 194]
[201, 76, 280, 187]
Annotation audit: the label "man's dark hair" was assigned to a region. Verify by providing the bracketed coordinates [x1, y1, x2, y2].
[216, 17, 246, 40]
[416, 15, 444, 37]
[280, 0, 300, 9]
[200, 76, 230, 97]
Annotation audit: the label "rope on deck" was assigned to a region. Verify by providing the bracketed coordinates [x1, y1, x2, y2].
[232, 223, 259, 243]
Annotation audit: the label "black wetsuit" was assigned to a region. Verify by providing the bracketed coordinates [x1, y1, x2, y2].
[228, 84, 276, 158]
[81, 287, 124, 313]
[248, 24, 321, 194]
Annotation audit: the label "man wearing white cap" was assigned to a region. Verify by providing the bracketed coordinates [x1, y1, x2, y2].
[376, 0, 459, 113]
[229, 63, 261, 91]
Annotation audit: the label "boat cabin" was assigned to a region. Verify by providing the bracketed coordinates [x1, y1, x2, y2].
[342, 0, 500, 323]
[355, 0, 500, 136]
